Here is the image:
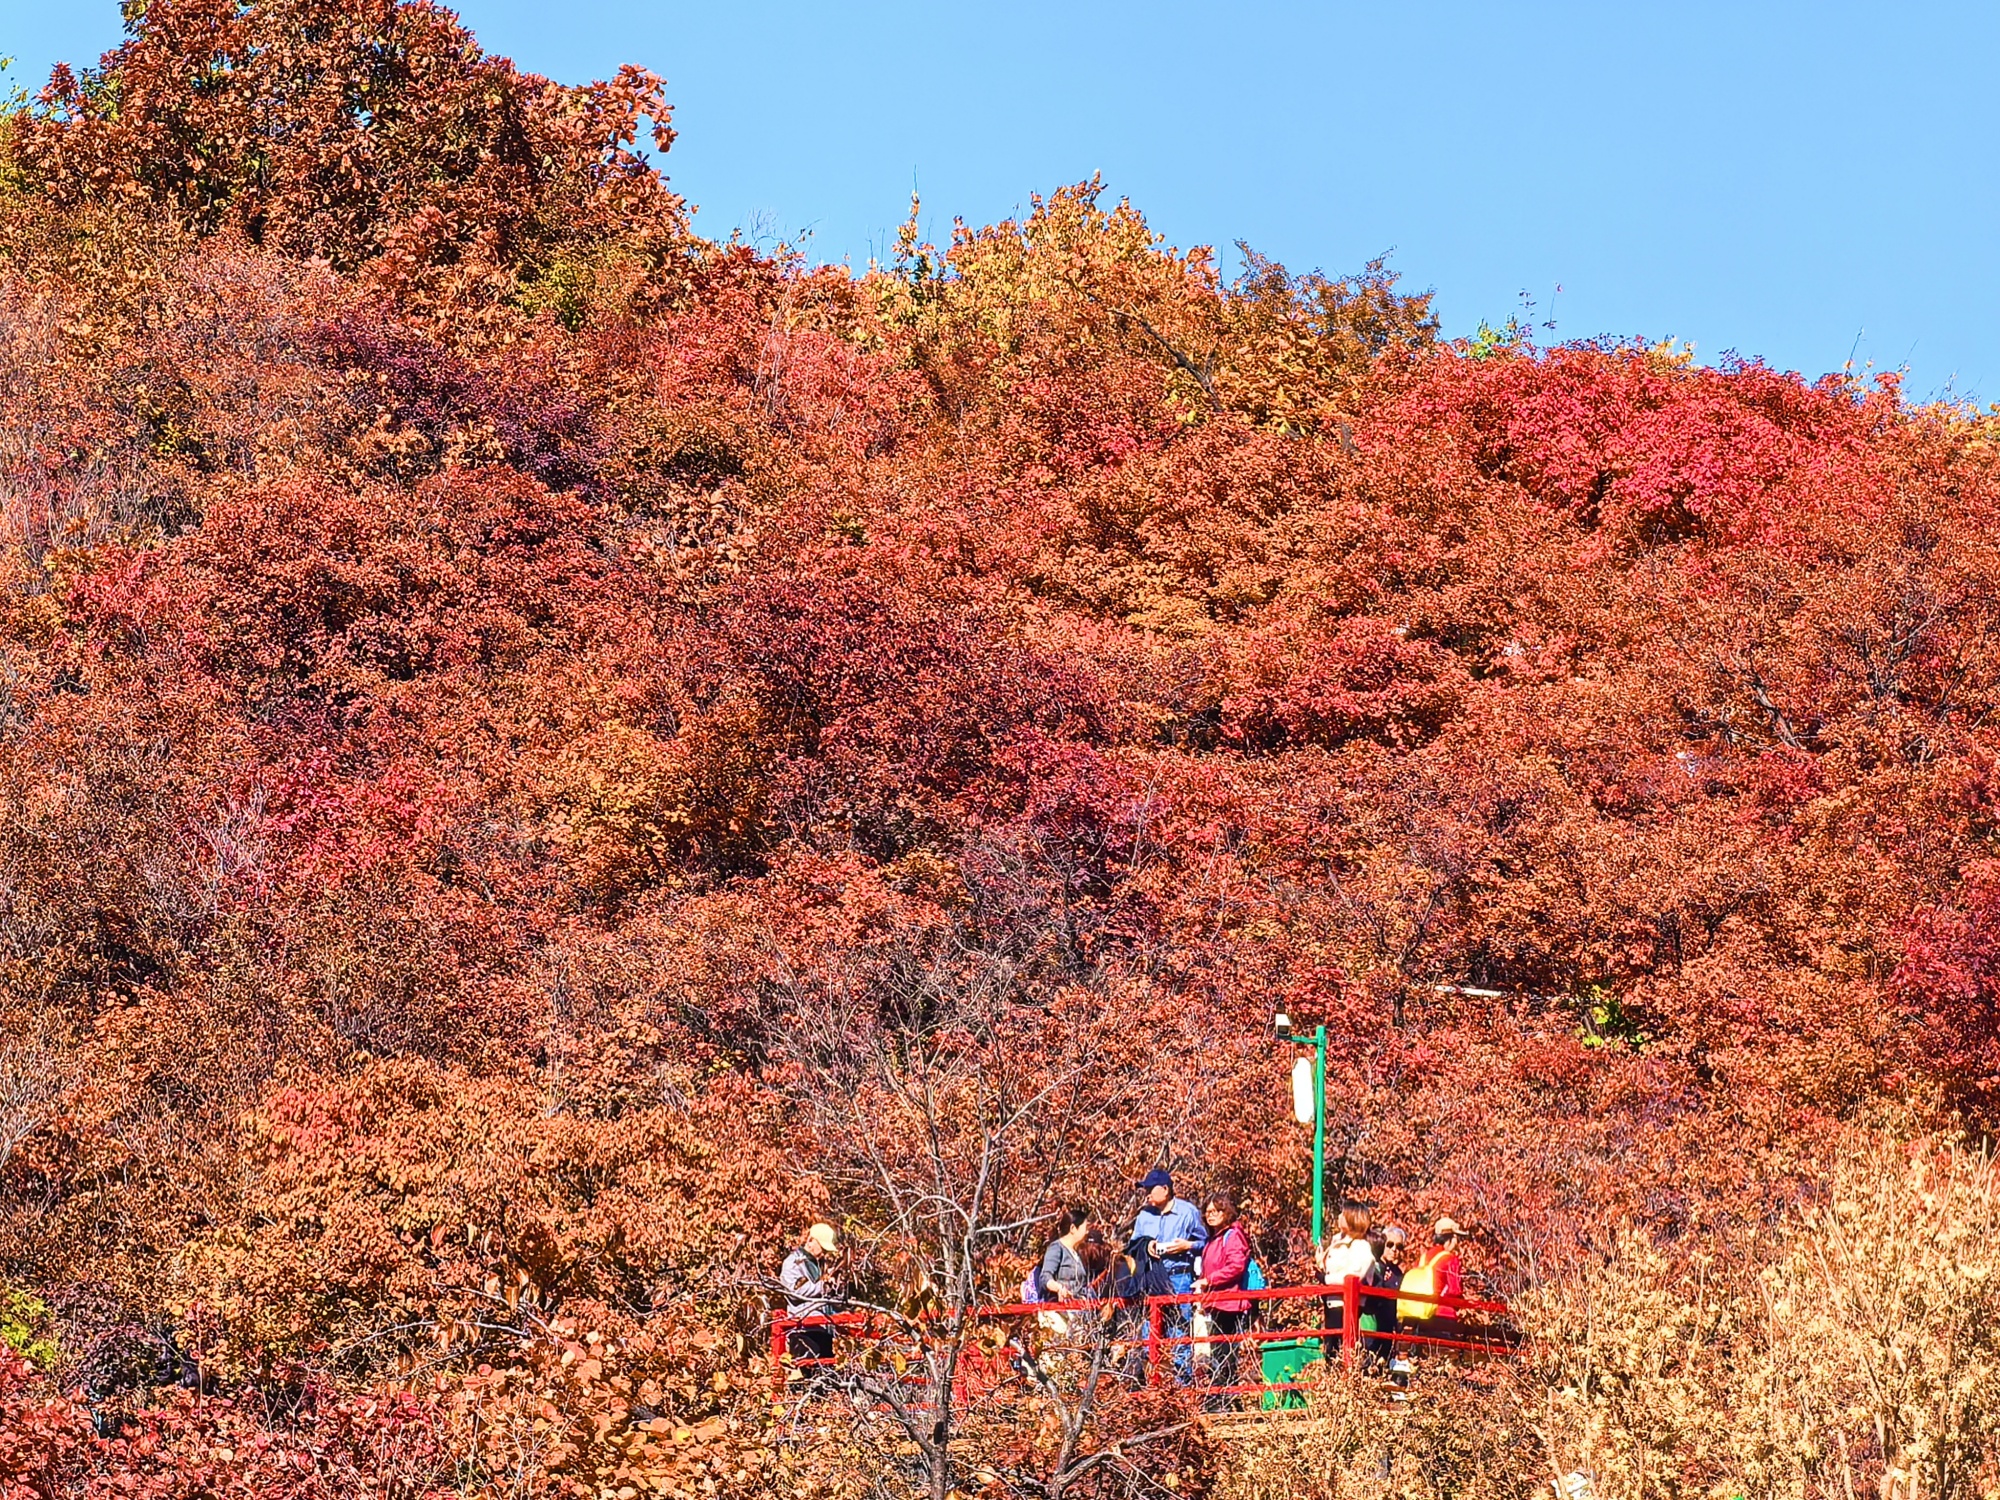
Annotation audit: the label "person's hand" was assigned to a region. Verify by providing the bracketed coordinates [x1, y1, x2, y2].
[1146, 1240, 1162, 1258]
[1192, 1277, 1209, 1292]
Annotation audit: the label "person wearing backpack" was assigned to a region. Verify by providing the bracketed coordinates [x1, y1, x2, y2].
[1398, 1216, 1467, 1352]
[1038, 1207, 1096, 1300]
[1033, 1206, 1095, 1335]
[1192, 1193, 1253, 1397]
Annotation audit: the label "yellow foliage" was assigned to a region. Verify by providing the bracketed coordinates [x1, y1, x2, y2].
[538, 698, 767, 901]
[1224, 1132, 2000, 1500]
[871, 178, 1434, 431]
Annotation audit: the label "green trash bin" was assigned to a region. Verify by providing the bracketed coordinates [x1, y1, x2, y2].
[1258, 1336, 1323, 1410]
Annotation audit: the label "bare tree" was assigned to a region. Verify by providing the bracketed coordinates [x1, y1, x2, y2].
[762, 926, 1200, 1500]
[0, 1030, 73, 1175]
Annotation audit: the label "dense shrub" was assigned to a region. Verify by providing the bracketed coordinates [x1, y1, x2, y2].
[3, 1, 2000, 1494]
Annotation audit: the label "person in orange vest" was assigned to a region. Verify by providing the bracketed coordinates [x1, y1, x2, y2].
[1397, 1216, 1466, 1350]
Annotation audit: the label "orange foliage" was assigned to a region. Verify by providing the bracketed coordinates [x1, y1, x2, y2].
[2, 0, 2000, 1494]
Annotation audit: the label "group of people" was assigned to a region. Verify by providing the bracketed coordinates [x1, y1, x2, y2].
[775, 1171, 1475, 1395]
[1316, 1197, 1471, 1381]
[1025, 1173, 1472, 1389]
[1026, 1170, 1258, 1386]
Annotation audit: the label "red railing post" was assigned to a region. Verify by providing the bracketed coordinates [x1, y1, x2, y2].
[771, 1315, 789, 1399]
[1341, 1276, 1359, 1369]
[1146, 1297, 1164, 1387]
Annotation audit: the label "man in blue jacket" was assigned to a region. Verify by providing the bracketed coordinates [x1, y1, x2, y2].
[1132, 1169, 1206, 1380]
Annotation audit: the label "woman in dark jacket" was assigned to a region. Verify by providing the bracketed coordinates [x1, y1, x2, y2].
[1359, 1227, 1403, 1370]
[1110, 1234, 1176, 1381]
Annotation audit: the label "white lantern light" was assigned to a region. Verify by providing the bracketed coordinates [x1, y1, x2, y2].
[1291, 1055, 1315, 1125]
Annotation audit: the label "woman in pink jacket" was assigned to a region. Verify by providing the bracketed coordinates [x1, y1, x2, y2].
[1192, 1192, 1253, 1394]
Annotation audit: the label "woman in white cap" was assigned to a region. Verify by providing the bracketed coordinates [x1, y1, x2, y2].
[780, 1222, 843, 1375]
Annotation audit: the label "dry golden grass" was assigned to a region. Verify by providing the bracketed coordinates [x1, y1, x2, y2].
[1220, 1366, 1538, 1500]
[1222, 1132, 2000, 1500]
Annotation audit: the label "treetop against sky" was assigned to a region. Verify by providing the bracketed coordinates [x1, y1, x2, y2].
[10, 0, 1998, 400]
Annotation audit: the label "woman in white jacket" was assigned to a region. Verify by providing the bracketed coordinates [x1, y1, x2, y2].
[1317, 1200, 1377, 1353]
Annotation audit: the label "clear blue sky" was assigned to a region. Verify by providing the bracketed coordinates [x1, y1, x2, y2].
[7, 1, 1996, 400]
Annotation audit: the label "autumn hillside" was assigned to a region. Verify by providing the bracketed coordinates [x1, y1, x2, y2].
[2, 1, 2000, 1495]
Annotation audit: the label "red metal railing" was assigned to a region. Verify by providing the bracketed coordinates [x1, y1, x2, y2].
[1140, 1277, 1517, 1398]
[770, 1276, 1518, 1401]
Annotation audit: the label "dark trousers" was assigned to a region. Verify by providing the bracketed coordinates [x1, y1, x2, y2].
[787, 1324, 835, 1373]
[1321, 1297, 1345, 1362]
[1409, 1316, 1454, 1342]
[1363, 1322, 1397, 1365]
[1407, 1316, 1467, 1360]
[1208, 1308, 1249, 1390]
[1362, 1296, 1398, 1362]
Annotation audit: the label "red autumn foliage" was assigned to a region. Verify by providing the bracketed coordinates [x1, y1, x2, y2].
[2, 0, 2000, 1493]
[1896, 858, 2000, 1101]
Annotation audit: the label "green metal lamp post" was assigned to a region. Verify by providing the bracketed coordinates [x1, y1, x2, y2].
[1277, 1011, 1329, 1249]
[1310, 1023, 1326, 1247]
